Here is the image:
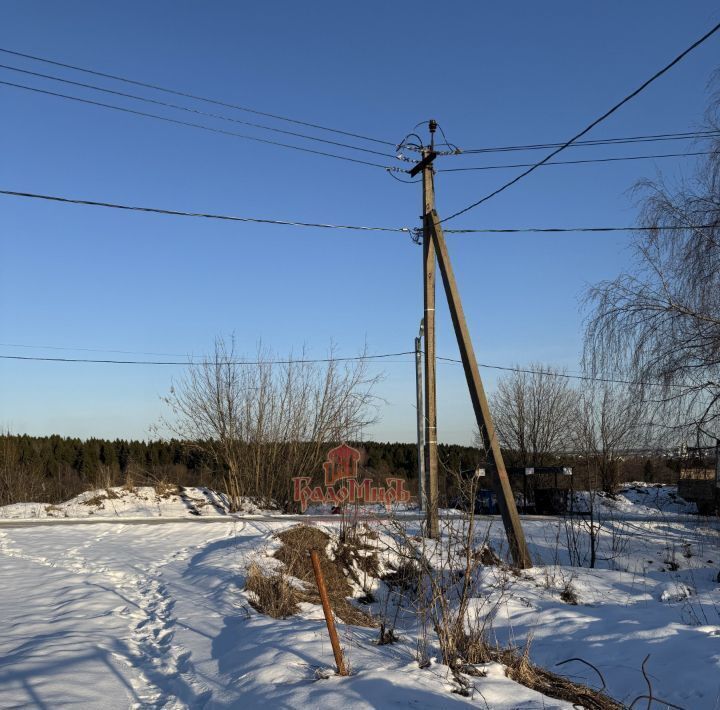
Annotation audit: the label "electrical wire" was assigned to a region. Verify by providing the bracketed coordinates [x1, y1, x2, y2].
[0, 342, 190, 357]
[3, 188, 717, 236]
[0, 46, 395, 147]
[387, 171, 421, 184]
[0, 79, 399, 171]
[436, 356, 688, 389]
[0, 351, 417, 366]
[441, 20, 720, 224]
[0, 190, 410, 232]
[459, 129, 720, 155]
[0, 62, 400, 161]
[437, 150, 715, 173]
[0, 344, 694, 389]
[444, 224, 716, 234]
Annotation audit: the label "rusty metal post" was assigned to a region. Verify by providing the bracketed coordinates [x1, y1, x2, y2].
[310, 549, 348, 676]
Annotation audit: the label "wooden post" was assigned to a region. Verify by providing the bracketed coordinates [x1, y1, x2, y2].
[310, 549, 348, 675]
[415, 322, 427, 512]
[427, 209, 532, 569]
[422, 142, 440, 539]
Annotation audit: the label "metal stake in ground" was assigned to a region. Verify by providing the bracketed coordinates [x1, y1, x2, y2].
[427, 208, 532, 569]
[310, 549, 348, 675]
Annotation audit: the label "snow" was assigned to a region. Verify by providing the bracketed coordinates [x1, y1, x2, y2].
[572, 482, 700, 517]
[0, 485, 718, 708]
[0, 486, 270, 519]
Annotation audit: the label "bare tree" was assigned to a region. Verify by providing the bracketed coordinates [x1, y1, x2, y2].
[488, 364, 579, 466]
[161, 337, 381, 510]
[584, 78, 720, 441]
[573, 383, 648, 494]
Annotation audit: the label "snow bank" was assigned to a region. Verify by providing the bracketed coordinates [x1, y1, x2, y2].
[0, 486, 271, 519]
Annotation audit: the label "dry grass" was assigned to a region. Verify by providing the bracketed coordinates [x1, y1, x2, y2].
[272, 525, 377, 627]
[458, 634, 623, 710]
[81, 489, 120, 507]
[245, 562, 300, 618]
[154, 481, 180, 498]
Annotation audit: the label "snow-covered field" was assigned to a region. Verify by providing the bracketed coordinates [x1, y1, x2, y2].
[0, 485, 718, 708]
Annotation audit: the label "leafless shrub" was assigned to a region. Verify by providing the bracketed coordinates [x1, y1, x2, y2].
[161, 337, 380, 510]
[560, 579, 579, 605]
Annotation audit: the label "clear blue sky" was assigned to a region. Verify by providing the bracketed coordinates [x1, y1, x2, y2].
[1, 2, 718, 444]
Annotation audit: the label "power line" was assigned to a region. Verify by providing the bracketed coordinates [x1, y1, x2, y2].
[459, 129, 720, 155]
[437, 356, 686, 389]
[0, 46, 395, 147]
[0, 351, 417, 366]
[0, 62, 400, 161]
[0, 79, 399, 171]
[0, 345, 689, 389]
[437, 150, 715, 173]
[3, 188, 717, 236]
[443, 224, 716, 234]
[0, 189, 410, 232]
[0, 342, 189, 358]
[441, 20, 720, 224]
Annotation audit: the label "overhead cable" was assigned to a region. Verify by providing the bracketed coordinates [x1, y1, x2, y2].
[0, 62, 399, 160]
[2, 188, 716, 236]
[441, 21, 720, 223]
[0, 79, 399, 171]
[0, 46, 395, 147]
[0, 346, 691, 389]
[459, 129, 720, 155]
[437, 150, 715, 173]
[0, 189, 410, 232]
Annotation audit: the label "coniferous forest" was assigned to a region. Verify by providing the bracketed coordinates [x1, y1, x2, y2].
[0, 434, 483, 507]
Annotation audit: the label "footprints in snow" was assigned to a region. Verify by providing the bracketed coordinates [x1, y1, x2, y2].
[0, 528, 214, 709]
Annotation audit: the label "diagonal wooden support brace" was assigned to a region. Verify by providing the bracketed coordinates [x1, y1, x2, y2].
[427, 209, 532, 569]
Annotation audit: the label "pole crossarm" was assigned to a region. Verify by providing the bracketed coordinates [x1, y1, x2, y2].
[426, 208, 532, 568]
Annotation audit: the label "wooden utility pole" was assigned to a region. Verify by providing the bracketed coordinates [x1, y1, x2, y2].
[426, 208, 532, 568]
[421, 122, 440, 539]
[415, 320, 427, 512]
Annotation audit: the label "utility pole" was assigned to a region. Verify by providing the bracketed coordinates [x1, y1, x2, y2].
[407, 119, 531, 566]
[421, 120, 439, 539]
[415, 319, 426, 512]
[426, 208, 532, 568]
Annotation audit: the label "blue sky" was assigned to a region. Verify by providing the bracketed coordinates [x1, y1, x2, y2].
[1, 2, 718, 444]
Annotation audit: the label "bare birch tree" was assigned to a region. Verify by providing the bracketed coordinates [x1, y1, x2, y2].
[584, 78, 720, 442]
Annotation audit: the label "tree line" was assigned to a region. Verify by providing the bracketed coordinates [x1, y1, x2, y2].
[0, 432, 483, 507]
